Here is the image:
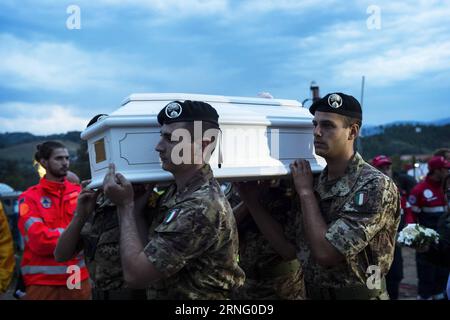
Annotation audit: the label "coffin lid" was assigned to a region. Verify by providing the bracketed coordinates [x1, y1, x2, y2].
[81, 93, 311, 140]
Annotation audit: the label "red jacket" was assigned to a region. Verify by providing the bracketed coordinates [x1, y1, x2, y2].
[400, 189, 415, 225]
[18, 177, 89, 286]
[409, 176, 446, 229]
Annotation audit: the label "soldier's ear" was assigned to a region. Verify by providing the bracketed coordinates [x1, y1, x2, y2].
[348, 123, 360, 140]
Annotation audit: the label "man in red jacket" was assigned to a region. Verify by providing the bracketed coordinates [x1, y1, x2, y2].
[18, 141, 90, 299]
[409, 155, 450, 300]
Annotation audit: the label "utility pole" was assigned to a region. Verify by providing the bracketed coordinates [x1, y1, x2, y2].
[357, 76, 365, 154]
[360, 75, 365, 109]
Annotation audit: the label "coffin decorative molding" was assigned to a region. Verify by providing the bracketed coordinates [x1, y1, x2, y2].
[81, 93, 325, 188]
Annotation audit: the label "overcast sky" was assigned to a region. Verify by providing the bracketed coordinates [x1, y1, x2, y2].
[1, 0, 449, 134]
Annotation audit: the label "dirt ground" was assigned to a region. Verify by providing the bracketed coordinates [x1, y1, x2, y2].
[399, 247, 419, 299]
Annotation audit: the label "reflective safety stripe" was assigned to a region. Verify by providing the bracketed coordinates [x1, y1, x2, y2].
[422, 206, 445, 213]
[411, 206, 421, 213]
[21, 260, 86, 275]
[49, 227, 65, 234]
[25, 218, 64, 236]
[24, 217, 44, 232]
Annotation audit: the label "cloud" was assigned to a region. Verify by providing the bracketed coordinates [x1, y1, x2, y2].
[280, 1, 450, 88]
[0, 102, 88, 134]
[334, 42, 450, 86]
[1, 0, 449, 129]
[239, 0, 337, 14]
[0, 33, 136, 93]
[101, 0, 229, 15]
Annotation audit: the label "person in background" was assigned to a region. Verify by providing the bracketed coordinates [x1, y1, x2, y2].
[433, 148, 450, 161]
[66, 171, 81, 185]
[55, 115, 148, 300]
[18, 141, 90, 300]
[371, 155, 412, 299]
[0, 201, 15, 297]
[412, 174, 450, 299]
[409, 156, 450, 300]
[233, 179, 305, 299]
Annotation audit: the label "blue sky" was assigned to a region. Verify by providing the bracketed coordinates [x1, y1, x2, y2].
[0, 0, 449, 134]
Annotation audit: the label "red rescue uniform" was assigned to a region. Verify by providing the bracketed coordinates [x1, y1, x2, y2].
[400, 189, 414, 225]
[18, 177, 89, 290]
[409, 176, 446, 229]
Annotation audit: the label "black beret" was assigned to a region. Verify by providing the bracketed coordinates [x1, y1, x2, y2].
[309, 92, 362, 121]
[157, 100, 220, 127]
[87, 114, 108, 128]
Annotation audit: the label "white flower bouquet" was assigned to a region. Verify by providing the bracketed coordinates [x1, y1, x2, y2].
[397, 224, 439, 249]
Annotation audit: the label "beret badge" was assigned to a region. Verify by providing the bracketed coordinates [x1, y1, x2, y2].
[165, 102, 183, 119]
[328, 93, 343, 109]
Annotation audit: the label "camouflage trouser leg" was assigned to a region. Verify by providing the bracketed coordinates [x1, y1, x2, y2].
[232, 269, 305, 300]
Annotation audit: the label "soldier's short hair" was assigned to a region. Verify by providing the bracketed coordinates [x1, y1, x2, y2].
[342, 115, 362, 130]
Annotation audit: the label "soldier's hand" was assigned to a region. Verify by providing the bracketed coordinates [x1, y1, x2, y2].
[103, 163, 134, 207]
[76, 179, 99, 220]
[133, 183, 155, 214]
[290, 159, 314, 196]
[133, 183, 156, 199]
[234, 181, 259, 205]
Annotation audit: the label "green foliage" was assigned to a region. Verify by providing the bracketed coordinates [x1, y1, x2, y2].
[70, 141, 91, 181]
[0, 160, 39, 191]
[0, 132, 89, 190]
[1, 124, 449, 190]
[360, 124, 450, 160]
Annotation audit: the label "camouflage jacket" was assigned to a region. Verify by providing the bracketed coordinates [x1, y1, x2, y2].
[143, 164, 245, 299]
[80, 194, 123, 291]
[235, 181, 305, 299]
[297, 152, 400, 289]
[80, 191, 162, 291]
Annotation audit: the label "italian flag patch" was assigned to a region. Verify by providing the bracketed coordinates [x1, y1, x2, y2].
[354, 191, 368, 206]
[164, 209, 179, 224]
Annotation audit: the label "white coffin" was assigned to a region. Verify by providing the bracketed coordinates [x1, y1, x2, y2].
[81, 93, 325, 188]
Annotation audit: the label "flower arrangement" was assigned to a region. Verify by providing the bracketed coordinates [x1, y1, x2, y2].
[397, 223, 439, 248]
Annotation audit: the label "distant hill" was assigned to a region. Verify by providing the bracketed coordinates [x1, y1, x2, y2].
[360, 124, 450, 160]
[0, 140, 80, 162]
[0, 131, 81, 149]
[0, 123, 449, 191]
[432, 117, 450, 126]
[362, 117, 450, 137]
[0, 131, 87, 191]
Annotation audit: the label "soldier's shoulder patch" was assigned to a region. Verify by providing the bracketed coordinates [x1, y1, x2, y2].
[354, 191, 368, 206]
[163, 208, 180, 224]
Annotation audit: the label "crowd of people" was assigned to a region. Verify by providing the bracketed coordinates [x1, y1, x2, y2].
[0, 93, 449, 300]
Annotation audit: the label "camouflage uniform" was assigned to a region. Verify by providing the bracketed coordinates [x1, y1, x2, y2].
[80, 193, 156, 299]
[234, 181, 305, 299]
[143, 164, 245, 299]
[297, 153, 400, 300]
